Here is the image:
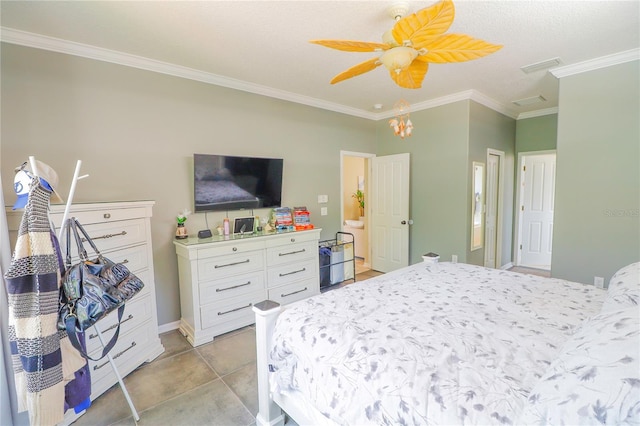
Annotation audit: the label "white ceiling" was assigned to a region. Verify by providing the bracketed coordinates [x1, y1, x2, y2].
[1, 1, 639, 120]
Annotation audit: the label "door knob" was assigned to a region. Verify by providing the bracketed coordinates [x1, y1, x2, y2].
[401, 220, 407, 225]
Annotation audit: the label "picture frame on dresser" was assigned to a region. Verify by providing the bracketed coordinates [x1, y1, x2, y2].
[5, 200, 165, 425]
[233, 216, 255, 234]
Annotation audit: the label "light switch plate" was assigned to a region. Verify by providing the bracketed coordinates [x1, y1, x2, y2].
[321, 207, 328, 216]
[318, 195, 328, 203]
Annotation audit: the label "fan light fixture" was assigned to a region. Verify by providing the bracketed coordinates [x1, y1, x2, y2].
[380, 47, 419, 74]
[389, 100, 413, 139]
[310, 0, 502, 89]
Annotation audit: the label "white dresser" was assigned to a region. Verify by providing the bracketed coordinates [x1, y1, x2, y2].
[6, 201, 164, 409]
[174, 228, 321, 347]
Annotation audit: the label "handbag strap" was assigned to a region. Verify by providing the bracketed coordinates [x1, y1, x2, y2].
[65, 305, 124, 361]
[64, 218, 74, 269]
[66, 218, 90, 262]
[73, 217, 103, 259]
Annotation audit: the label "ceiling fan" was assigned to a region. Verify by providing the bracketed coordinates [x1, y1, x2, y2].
[310, 0, 502, 89]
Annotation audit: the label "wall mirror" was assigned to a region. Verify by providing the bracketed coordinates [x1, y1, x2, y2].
[471, 162, 485, 251]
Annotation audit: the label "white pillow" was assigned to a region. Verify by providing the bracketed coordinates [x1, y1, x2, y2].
[519, 307, 640, 425]
[601, 262, 639, 313]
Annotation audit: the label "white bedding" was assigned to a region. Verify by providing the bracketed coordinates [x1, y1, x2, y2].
[269, 262, 606, 425]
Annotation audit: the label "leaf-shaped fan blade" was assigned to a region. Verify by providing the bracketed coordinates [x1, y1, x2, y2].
[391, 0, 454, 49]
[389, 61, 429, 89]
[419, 34, 502, 63]
[331, 57, 382, 84]
[310, 39, 390, 52]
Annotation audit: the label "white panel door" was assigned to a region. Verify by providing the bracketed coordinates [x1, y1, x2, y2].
[520, 153, 556, 269]
[484, 153, 500, 268]
[371, 153, 410, 273]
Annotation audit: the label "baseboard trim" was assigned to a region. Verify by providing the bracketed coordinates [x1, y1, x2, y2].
[158, 320, 181, 334]
[501, 262, 514, 270]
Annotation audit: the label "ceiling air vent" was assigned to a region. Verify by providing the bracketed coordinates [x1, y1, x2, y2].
[521, 57, 562, 74]
[512, 95, 546, 107]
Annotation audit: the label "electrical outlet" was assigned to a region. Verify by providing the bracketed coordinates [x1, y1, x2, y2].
[452, 255, 458, 264]
[594, 276, 605, 288]
[320, 207, 328, 216]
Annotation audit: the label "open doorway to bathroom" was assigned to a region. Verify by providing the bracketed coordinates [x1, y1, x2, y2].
[340, 151, 374, 275]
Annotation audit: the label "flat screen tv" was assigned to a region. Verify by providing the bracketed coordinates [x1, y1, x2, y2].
[193, 154, 283, 213]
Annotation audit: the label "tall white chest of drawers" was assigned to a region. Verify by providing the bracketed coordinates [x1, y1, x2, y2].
[174, 229, 321, 347]
[6, 201, 164, 410]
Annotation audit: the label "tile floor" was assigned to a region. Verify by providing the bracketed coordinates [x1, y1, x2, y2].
[73, 270, 383, 426]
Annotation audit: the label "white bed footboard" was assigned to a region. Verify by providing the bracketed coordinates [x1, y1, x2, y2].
[253, 300, 285, 426]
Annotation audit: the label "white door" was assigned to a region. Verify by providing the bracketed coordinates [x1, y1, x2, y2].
[484, 152, 500, 268]
[371, 153, 410, 273]
[519, 153, 556, 269]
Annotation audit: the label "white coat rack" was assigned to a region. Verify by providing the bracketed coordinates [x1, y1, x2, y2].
[29, 156, 140, 423]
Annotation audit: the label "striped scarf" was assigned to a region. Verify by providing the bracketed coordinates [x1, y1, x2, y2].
[4, 177, 87, 426]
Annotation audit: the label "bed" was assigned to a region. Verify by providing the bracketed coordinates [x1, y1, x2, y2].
[253, 261, 640, 425]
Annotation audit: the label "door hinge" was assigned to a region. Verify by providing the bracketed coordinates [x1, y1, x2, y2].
[520, 244, 522, 250]
[523, 165, 526, 172]
[521, 205, 524, 211]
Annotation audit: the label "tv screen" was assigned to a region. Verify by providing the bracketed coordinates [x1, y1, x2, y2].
[193, 154, 283, 212]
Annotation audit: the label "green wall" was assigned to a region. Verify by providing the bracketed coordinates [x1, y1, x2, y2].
[1, 43, 376, 325]
[375, 100, 516, 267]
[375, 101, 470, 265]
[515, 114, 558, 153]
[552, 60, 640, 284]
[4, 41, 635, 326]
[468, 102, 516, 267]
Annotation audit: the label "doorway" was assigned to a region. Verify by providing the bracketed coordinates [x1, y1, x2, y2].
[484, 149, 505, 268]
[340, 151, 410, 274]
[341, 152, 372, 273]
[514, 151, 557, 270]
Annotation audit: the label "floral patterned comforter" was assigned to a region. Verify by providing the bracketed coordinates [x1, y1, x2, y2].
[269, 262, 606, 425]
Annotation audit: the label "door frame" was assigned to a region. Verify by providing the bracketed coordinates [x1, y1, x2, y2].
[485, 148, 505, 268]
[513, 149, 557, 267]
[340, 151, 375, 266]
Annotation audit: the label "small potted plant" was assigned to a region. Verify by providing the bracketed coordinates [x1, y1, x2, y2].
[352, 190, 365, 218]
[175, 209, 191, 239]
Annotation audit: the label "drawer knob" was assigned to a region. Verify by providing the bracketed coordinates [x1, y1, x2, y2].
[290, 238, 295, 242]
[232, 247, 238, 252]
[104, 213, 111, 219]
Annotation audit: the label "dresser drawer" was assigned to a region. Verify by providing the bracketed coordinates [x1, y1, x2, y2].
[267, 258, 317, 287]
[265, 231, 319, 248]
[198, 240, 265, 258]
[85, 292, 154, 354]
[268, 279, 318, 305]
[59, 218, 147, 257]
[197, 250, 264, 281]
[266, 240, 316, 266]
[64, 243, 149, 275]
[50, 206, 149, 228]
[103, 244, 149, 274]
[199, 271, 265, 305]
[87, 319, 156, 384]
[200, 290, 265, 330]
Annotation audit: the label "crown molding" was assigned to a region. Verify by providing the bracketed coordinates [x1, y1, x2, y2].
[1, 27, 374, 120]
[550, 48, 639, 78]
[1, 26, 525, 121]
[517, 107, 558, 120]
[469, 91, 518, 119]
[373, 90, 519, 120]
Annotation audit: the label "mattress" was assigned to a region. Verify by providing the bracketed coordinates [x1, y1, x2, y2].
[268, 262, 607, 425]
